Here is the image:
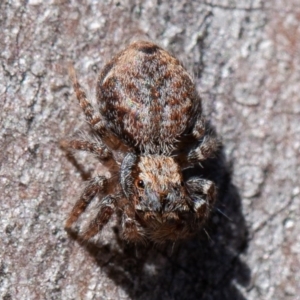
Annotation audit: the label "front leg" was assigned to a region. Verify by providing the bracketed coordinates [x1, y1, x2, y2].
[185, 177, 216, 218]
[82, 196, 115, 240]
[65, 175, 108, 230]
[120, 202, 146, 243]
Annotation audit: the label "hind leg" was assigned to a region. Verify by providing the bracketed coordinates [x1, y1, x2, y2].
[69, 67, 128, 153]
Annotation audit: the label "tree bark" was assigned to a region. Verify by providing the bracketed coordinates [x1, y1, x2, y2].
[1, 1, 299, 299]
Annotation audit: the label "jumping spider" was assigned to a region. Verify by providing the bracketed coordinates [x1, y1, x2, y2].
[62, 41, 218, 244]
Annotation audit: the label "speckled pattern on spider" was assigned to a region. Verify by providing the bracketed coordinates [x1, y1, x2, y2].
[62, 41, 219, 244]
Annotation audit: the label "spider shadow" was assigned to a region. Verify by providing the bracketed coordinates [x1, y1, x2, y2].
[68, 141, 250, 300]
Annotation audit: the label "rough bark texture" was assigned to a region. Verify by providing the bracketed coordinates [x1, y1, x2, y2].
[1, 1, 299, 299]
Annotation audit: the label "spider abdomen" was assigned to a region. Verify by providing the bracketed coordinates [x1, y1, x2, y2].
[97, 41, 200, 154]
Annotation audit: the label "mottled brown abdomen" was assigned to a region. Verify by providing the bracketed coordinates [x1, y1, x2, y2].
[97, 41, 201, 154]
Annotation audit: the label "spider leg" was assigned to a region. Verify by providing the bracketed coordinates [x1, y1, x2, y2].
[185, 177, 216, 218]
[69, 66, 131, 153]
[187, 115, 219, 164]
[187, 135, 219, 163]
[69, 66, 104, 130]
[191, 115, 206, 140]
[65, 175, 108, 230]
[121, 204, 145, 243]
[60, 139, 116, 167]
[83, 196, 115, 240]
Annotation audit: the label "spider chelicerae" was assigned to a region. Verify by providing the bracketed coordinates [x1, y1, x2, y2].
[62, 41, 219, 244]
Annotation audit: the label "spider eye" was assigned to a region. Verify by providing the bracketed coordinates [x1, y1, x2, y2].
[136, 179, 145, 189]
[181, 181, 185, 187]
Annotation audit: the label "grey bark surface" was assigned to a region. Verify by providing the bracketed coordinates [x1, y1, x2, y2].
[1, 0, 299, 299]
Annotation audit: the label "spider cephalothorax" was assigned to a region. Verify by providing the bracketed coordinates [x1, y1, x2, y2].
[62, 41, 218, 244]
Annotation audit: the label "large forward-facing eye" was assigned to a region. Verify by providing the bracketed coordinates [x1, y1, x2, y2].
[135, 179, 145, 189]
